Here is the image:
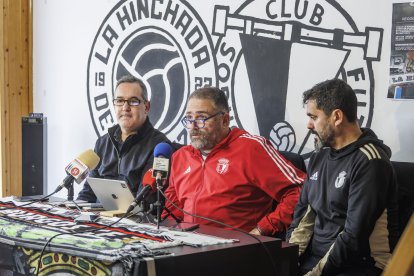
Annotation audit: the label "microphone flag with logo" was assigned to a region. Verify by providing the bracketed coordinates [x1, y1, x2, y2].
[55, 150, 100, 192]
[152, 142, 173, 180]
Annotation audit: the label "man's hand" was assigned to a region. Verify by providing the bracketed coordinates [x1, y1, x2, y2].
[249, 227, 262, 235]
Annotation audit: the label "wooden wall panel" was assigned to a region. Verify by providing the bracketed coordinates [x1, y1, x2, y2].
[0, 0, 32, 197]
[0, 0, 5, 197]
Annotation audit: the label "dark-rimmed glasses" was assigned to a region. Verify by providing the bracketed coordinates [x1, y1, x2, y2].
[181, 112, 224, 129]
[113, 98, 143, 107]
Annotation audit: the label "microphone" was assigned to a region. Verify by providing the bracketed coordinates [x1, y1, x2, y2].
[55, 150, 100, 192]
[127, 143, 172, 215]
[152, 142, 173, 181]
[126, 143, 172, 214]
[126, 169, 156, 213]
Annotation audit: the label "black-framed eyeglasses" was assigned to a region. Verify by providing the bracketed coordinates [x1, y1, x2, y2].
[181, 112, 224, 129]
[112, 98, 143, 107]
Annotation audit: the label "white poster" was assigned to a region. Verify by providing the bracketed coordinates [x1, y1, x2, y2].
[33, 0, 414, 197]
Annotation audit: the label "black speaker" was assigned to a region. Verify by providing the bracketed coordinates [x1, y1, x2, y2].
[22, 113, 47, 196]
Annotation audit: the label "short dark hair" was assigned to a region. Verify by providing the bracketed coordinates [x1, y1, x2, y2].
[303, 79, 358, 122]
[189, 87, 230, 112]
[115, 75, 148, 102]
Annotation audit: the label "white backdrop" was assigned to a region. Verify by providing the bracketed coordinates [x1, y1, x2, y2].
[33, 0, 414, 198]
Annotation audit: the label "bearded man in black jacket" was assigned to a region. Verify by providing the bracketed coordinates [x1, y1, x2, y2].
[287, 79, 398, 276]
[77, 75, 169, 203]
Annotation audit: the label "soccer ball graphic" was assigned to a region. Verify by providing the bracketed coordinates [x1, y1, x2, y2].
[269, 121, 296, 152]
[114, 29, 188, 134]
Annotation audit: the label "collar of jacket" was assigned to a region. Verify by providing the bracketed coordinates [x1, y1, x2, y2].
[107, 118, 154, 151]
[329, 127, 392, 159]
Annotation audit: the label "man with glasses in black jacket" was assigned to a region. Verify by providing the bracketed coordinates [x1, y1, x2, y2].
[77, 75, 169, 203]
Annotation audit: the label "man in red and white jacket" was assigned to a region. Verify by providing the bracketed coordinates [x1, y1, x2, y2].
[163, 87, 306, 236]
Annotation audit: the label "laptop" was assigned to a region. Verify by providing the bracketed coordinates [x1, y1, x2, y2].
[86, 177, 141, 214]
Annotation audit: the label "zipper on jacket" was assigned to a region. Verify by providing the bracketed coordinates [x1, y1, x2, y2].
[192, 156, 205, 223]
[117, 156, 122, 174]
[110, 136, 122, 175]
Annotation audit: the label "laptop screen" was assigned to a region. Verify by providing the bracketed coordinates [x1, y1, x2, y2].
[86, 177, 140, 213]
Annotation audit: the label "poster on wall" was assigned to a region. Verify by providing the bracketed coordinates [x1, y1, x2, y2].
[388, 2, 414, 99]
[86, 0, 384, 159]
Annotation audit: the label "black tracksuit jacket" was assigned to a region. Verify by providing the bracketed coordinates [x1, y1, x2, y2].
[287, 128, 399, 275]
[77, 118, 169, 203]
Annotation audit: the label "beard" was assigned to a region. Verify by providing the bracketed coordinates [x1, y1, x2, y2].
[312, 125, 334, 152]
[190, 133, 208, 150]
[313, 135, 324, 153]
[190, 129, 219, 151]
[190, 130, 210, 150]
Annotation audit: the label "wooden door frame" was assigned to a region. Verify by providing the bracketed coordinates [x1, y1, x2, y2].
[0, 0, 32, 197]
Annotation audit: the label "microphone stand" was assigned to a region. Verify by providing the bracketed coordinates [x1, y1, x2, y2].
[67, 180, 74, 201]
[155, 176, 162, 230]
[160, 206, 181, 224]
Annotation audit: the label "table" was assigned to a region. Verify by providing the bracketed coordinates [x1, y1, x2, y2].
[133, 223, 298, 276]
[0, 198, 298, 275]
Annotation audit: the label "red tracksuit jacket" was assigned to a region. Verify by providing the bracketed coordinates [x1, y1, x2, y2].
[163, 128, 305, 235]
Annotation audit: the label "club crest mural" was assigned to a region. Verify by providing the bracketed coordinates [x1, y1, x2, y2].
[87, 0, 383, 158]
